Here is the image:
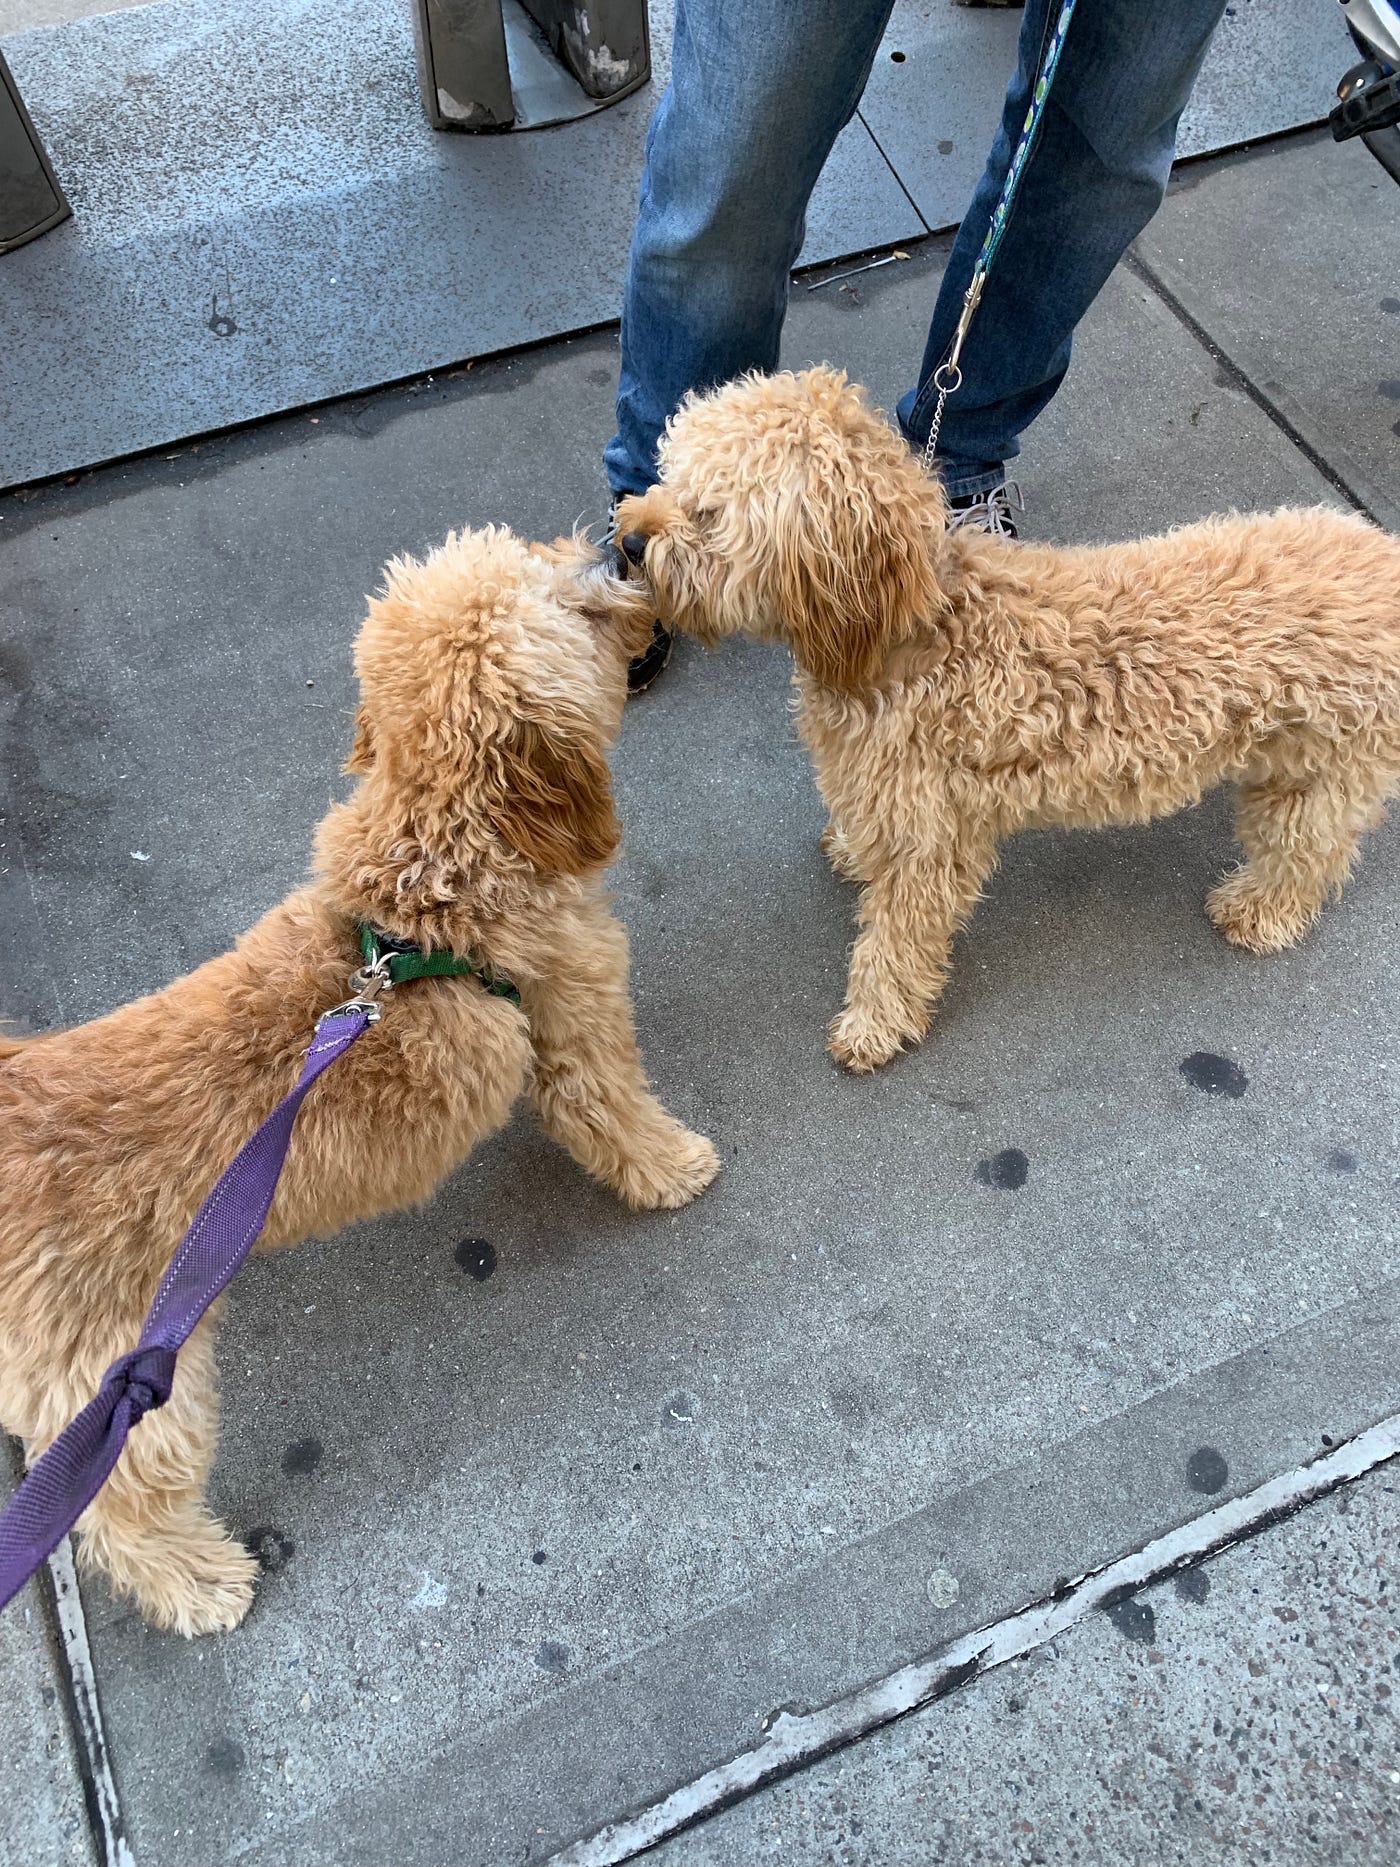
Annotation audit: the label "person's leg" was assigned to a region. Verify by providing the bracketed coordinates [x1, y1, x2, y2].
[897, 0, 1229, 498]
[605, 0, 896, 498]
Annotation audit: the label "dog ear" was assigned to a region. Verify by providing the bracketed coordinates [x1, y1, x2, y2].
[492, 715, 621, 875]
[773, 476, 940, 691]
[757, 372, 942, 690]
[343, 703, 375, 774]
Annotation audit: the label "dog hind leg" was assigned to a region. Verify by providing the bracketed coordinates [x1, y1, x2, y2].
[1208, 751, 1395, 953]
[829, 824, 998, 1073]
[72, 1316, 258, 1636]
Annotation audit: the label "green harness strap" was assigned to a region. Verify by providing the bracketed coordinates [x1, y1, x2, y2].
[357, 923, 521, 1006]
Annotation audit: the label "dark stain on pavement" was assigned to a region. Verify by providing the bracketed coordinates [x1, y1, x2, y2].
[977, 1148, 1029, 1190]
[455, 1236, 497, 1280]
[1180, 1052, 1247, 1098]
[244, 1526, 296, 1572]
[1325, 1148, 1358, 1173]
[206, 1738, 245, 1776]
[1174, 1566, 1211, 1605]
[281, 1436, 323, 1477]
[1187, 1446, 1229, 1494]
[535, 1640, 570, 1674]
[1103, 1592, 1156, 1643]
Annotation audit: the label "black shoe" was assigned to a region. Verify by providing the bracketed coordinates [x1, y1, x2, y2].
[628, 618, 673, 693]
[607, 495, 674, 692]
[946, 482, 1023, 539]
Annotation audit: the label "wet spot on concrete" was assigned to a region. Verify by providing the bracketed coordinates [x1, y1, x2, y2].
[662, 1390, 700, 1429]
[1187, 1446, 1229, 1494]
[1325, 1148, 1358, 1173]
[1380, 381, 1400, 400]
[281, 1436, 323, 1477]
[926, 1567, 960, 1609]
[1103, 1593, 1156, 1643]
[937, 138, 954, 155]
[454, 1237, 497, 1281]
[976, 1148, 1028, 1190]
[535, 1640, 569, 1675]
[1382, 297, 1400, 315]
[206, 1738, 245, 1776]
[1175, 1567, 1211, 1605]
[532, 1549, 547, 1565]
[1180, 1052, 1247, 1098]
[243, 1526, 295, 1572]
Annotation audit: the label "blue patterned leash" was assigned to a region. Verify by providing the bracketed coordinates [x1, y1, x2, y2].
[921, 0, 1078, 470]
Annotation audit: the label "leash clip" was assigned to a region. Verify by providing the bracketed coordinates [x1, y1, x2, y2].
[315, 949, 393, 1031]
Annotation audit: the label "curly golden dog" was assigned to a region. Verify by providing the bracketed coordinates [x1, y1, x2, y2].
[0, 526, 718, 1635]
[618, 365, 1400, 1073]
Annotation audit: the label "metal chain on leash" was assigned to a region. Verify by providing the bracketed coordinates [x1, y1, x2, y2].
[921, 0, 1078, 475]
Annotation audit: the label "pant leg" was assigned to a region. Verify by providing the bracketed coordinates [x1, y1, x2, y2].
[897, 0, 1229, 497]
[605, 0, 896, 497]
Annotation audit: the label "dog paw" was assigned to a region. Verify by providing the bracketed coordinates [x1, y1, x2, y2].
[100, 1519, 260, 1637]
[1206, 874, 1314, 954]
[820, 824, 865, 884]
[827, 1006, 916, 1073]
[614, 1126, 721, 1210]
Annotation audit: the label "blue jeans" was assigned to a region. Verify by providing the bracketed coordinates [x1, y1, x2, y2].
[605, 0, 1227, 501]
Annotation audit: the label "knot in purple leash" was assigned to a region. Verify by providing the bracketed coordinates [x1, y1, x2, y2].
[0, 1000, 375, 1615]
[102, 1345, 179, 1423]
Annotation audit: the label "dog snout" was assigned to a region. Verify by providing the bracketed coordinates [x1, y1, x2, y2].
[621, 531, 649, 567]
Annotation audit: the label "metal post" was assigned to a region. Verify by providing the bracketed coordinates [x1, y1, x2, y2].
[517, 0, 649, 101]
[0, 52, 70, 254]
[412, 0, 516, 130]
[411, 0, 649, 132]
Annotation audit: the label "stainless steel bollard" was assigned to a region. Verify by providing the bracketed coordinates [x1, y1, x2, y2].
[0, 51, 70, 254]
[412, 0, 649, 132]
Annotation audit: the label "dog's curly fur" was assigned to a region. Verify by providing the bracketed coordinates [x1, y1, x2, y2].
[619, 366, 1400, 1072]
[0, 527, 718, 1635]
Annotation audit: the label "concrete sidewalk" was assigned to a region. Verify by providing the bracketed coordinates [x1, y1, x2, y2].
[2, 125, 1399, 1867]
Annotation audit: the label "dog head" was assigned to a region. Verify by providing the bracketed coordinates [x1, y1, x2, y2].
[616, 367, 946, 690]
[317, 526, 656, 941]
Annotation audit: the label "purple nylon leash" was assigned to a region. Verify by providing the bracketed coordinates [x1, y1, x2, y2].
[0, 1003, 372, 1615]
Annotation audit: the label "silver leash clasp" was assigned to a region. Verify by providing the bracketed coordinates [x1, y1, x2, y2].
[314, 948, 394, 1031]
[921, 270, 985, 475]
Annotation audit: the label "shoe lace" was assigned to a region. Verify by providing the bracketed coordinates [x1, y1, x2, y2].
[947, 481, 1023, 538]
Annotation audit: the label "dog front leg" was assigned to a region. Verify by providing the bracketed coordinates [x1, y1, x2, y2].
[520, 898, 719, 1210]
[828, 828, 997, 1073]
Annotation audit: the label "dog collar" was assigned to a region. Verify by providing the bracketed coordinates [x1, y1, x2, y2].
[352, 923, 521, 1006]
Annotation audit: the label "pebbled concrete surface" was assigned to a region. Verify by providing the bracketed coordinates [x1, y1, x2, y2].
[1, 133, 1398, 1865]
[1138, 129, 1400, 534]
[655, 1459, 1400, 1867]
[0, 0, 920, 490]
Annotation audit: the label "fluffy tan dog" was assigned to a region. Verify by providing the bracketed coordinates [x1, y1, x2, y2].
[0, 526, 718, 1635]
[618, 366, 1400, 1073]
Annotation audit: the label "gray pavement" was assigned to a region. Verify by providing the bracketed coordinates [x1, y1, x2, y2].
[2, 124, 1399, 1867]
